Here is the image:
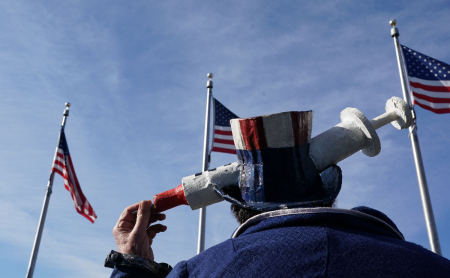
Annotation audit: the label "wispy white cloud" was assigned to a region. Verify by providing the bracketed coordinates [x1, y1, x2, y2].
[1, 1, 450, 277]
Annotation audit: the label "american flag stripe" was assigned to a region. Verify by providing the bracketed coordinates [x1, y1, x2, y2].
[214, 132, 233, 138]
[211, 147, 237, 154]
[214, 138, 235, 144]
[212, 142, 236, 150]
[413, 99, 450, 114]
[401, 45, 450, 114]
[215, 129, 233, 134]
[413, 92, 450, 103]
[211, 98, 239, 155]
[410, 82, 450, 92]
[52, 130, 97, 223]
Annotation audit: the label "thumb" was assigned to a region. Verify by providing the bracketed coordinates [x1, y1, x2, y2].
[133, 200, 151, 234]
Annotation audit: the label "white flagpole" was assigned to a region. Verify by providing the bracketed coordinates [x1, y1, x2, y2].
[389, 20, 442, 255]
[197, 73, 213, 254]
[26, 103, 71, 278]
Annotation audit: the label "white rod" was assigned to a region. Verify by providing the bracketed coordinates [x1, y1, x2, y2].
[26, 104, 70, 278]
[390, 20, 442, 255]
[370, 110, 398, 130]
[197, 74, 213, 254]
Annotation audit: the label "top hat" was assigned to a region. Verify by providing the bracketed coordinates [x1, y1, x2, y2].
[214, 111, 342, 211]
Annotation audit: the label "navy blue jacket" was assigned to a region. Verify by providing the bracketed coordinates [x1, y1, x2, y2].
[111, 207, 450, 277]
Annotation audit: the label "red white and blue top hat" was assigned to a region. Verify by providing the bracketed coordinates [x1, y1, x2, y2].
[214, 111, 342, 211]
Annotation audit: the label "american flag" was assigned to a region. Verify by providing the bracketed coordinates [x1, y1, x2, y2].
[402, 45, 450, 114]
[52, 129, 97, 223]
[211, 98, 239, 154]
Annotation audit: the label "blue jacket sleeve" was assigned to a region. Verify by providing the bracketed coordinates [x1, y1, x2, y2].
[110, 261, 189, 278]
[110, 265, 156, 278]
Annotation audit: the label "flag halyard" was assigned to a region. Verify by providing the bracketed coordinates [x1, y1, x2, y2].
[212, 98, 239, 154]
[401, 45, 450, 114]
[52, 129, 97, 223]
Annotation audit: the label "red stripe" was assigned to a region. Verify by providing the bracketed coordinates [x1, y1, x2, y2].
[239, 116, 267, 150]
[410, 81, 450, 93]
[67, 155, 86, 203]
[65, 154, 97, 222]
[52, 167, 64, 177]
[214, 129, 232, 135]
[212, 147, 237, 154]
[290, 111, 311, 145]
[53, 160, 65, 168]
[56, 152, 64, 158]
[412, 91, 450, 103]
[414, 101, 450, 114]
[213, 138, 235, 145]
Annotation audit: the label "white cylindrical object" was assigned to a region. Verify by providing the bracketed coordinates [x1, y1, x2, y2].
[370, 110, 398, 130]
[310, 108, 380, 172]
[183, 162, 239, 210]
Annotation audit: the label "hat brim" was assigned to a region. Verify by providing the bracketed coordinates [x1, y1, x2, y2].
[214, 165, 342, 212]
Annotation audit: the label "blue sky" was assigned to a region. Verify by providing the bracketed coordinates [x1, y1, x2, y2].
[1, 1, 450, 277]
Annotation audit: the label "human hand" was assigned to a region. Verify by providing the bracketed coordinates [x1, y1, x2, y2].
[113, 200, 167, 261]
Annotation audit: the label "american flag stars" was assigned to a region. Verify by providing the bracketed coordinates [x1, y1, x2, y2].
[211, 98, 239, 154]
[403, 46, 450, 80]
[401, 45, 450, 114]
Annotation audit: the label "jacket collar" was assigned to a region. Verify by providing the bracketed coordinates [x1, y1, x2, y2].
[232, 206, 404, 241]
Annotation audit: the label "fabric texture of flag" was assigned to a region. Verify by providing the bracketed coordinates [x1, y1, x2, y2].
[52, 129, 97, 223]
[211, 98, 239, 154]
[401, 45, 450, 114]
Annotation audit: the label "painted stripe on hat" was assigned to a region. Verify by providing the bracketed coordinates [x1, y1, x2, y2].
[262, 112, 295, 148]
[230, 119, 245, 150]
[239, 117, 267, 150]
[290, 111, 313, 145]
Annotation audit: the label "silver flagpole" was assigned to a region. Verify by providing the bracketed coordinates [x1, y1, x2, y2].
[26, 103, 71, 278]
[197, 73, 213, 254]
[390, 20, 442, 255]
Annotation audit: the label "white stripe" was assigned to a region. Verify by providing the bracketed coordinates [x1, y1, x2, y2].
[55, 155, 64, 163]
[408, 76, 450, 87]
[65, 159, 83, 206]
[213, 133, 234, 140]
[52, 148, 65, 169]
[212, 142, 236, 149]
[52, 163, 65, 173]
[214, 125, 232, 131]
[230, 119, 245, 149]
[411, 87, 450, 99]
[414, 98, 450, 109]
[263, 112, 294, 148]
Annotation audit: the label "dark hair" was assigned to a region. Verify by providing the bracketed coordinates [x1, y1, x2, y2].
[224, 184, 337, 224]
[230, 200, 337, 224]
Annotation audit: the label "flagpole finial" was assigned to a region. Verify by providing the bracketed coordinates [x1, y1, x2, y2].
[207, 73, 213, 79]
[63, 103, 70, 117]
[390, 19, 399, 38]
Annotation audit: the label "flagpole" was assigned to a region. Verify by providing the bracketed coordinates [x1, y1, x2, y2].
[197, 73, 213, 254]
[390, 20, 442, 255]
[26, 103, 71, 278]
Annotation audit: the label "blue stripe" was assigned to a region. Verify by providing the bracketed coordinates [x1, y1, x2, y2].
[237, 144, 323, 204]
